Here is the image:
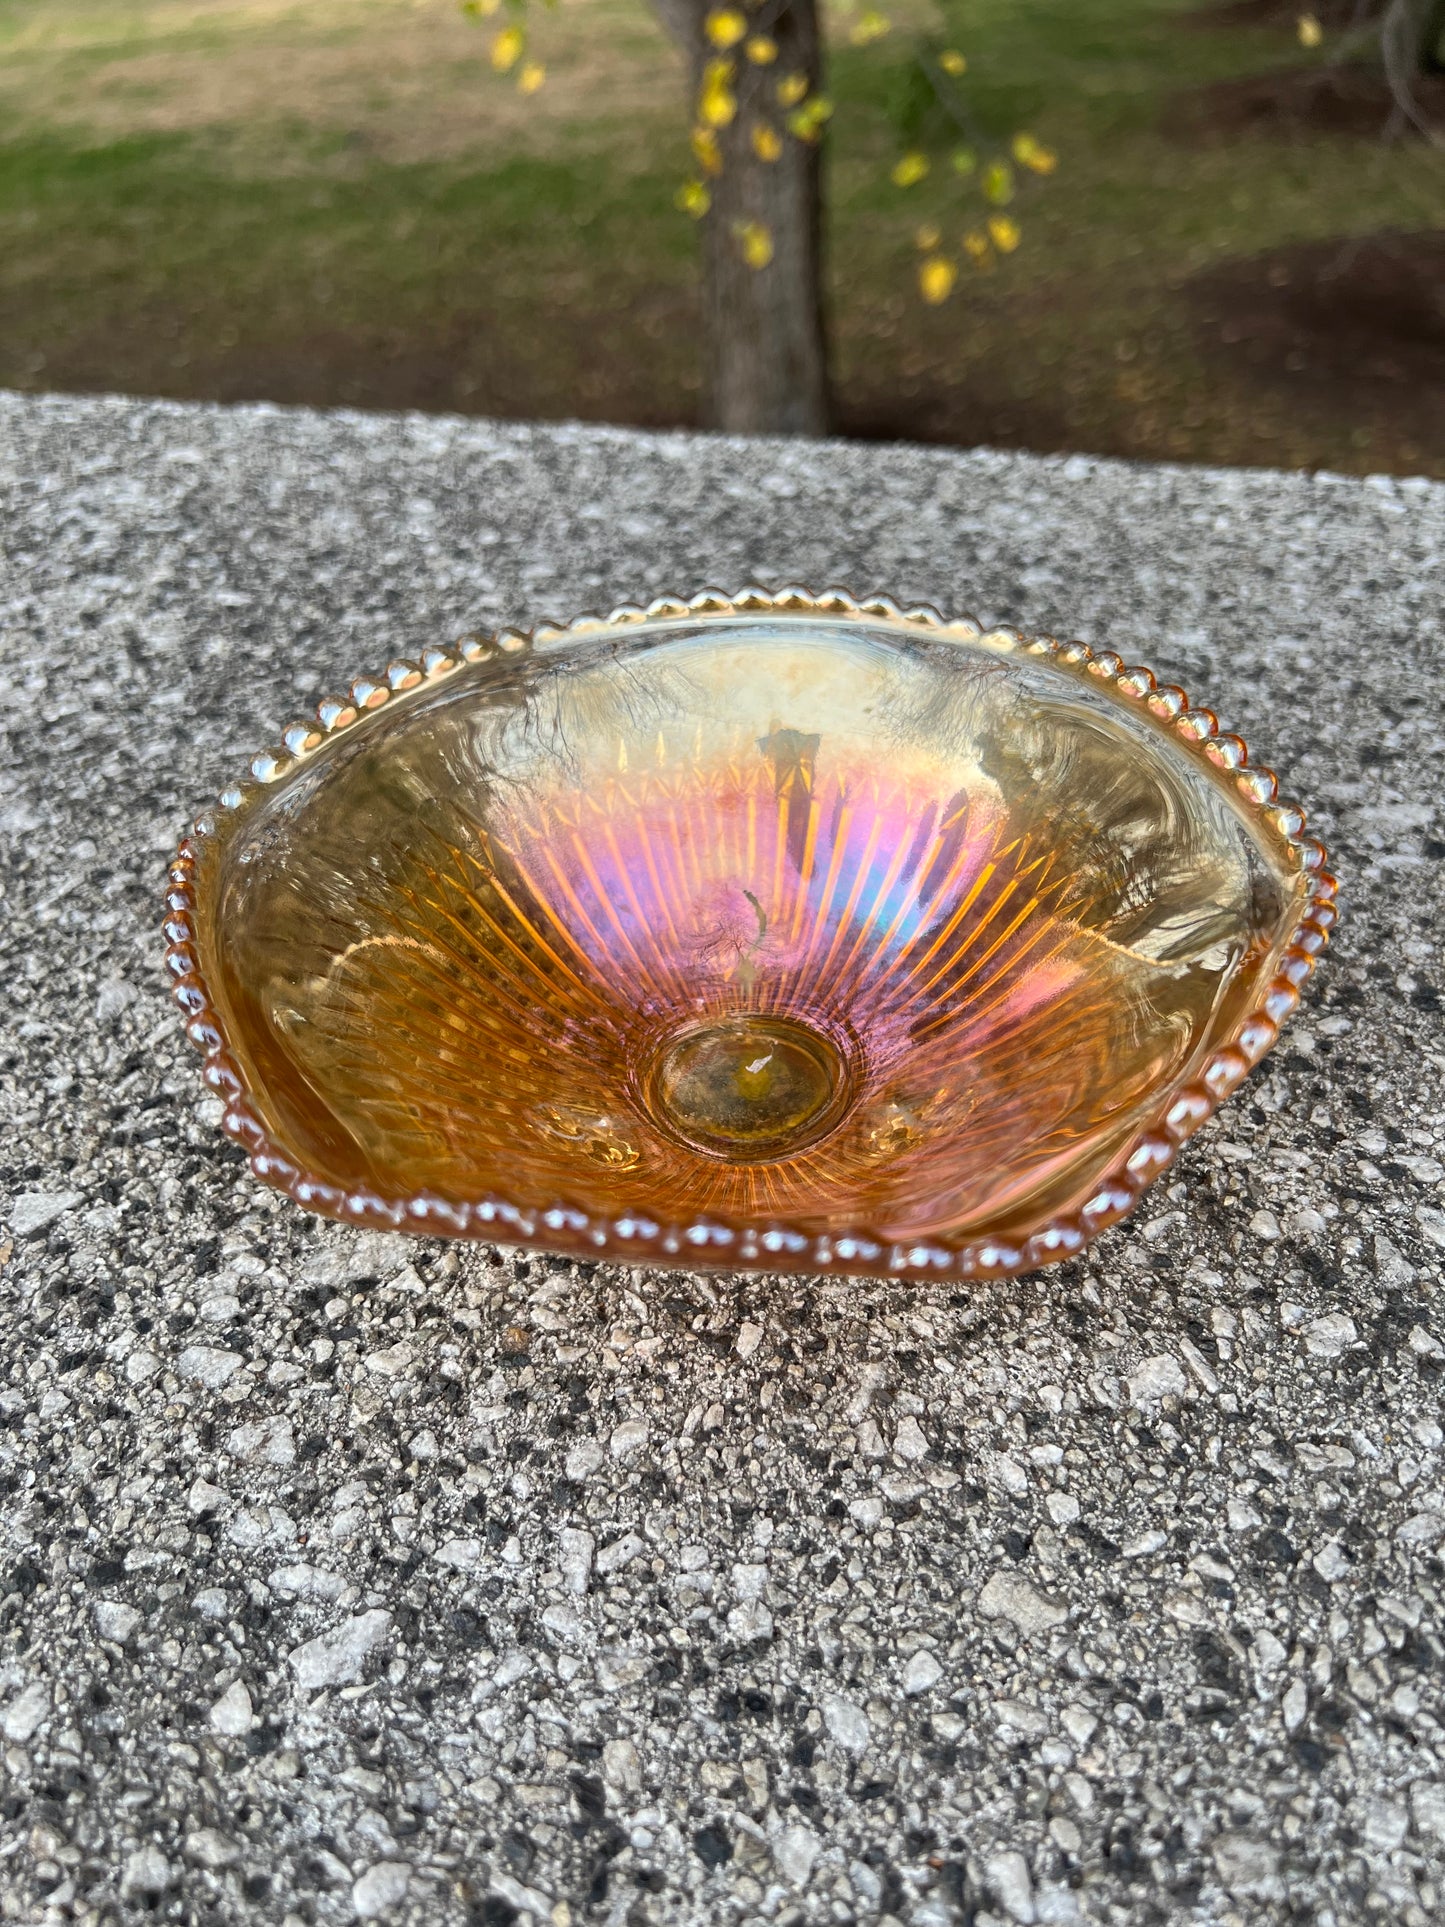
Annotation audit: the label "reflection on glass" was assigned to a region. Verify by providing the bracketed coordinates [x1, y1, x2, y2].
[172, 605, 1330, 1277]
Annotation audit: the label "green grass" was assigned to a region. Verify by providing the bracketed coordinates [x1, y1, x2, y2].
[1, 0, 1441, 472]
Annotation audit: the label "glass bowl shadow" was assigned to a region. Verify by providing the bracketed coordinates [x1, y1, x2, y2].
[163, 589, 1335, 1282]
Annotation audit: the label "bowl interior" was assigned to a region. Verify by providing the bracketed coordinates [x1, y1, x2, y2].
[197, 616, 1307, 1244]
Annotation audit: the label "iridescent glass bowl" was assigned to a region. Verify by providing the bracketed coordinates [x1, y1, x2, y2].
[164, 590, 1335, 1280]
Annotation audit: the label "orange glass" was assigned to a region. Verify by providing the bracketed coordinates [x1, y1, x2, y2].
[164, 590, 1335, 1280]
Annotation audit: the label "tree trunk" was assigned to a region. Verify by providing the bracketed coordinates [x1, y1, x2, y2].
[654, 0, 830, 436]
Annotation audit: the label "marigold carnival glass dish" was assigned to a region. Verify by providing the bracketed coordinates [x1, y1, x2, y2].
[163, 588, 1335, 1282]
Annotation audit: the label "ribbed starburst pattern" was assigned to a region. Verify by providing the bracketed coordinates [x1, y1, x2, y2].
[267, 748, 1216, 1238]
[178, 603, 1325, 1276]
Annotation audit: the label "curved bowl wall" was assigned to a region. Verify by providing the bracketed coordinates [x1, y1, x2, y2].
[163, 590, 1336, 1280]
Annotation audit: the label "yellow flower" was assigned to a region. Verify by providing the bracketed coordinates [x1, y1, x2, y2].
[676, 179, 712, 218]
[982, 160, 1014, 204]
[751, 122, 783, 162]
[735, 220, 774, 269]
[462, 0, 502, 14]
[1297, 11, 1323, 46]
[705, 7, 747, 48]
[891, 151, 929, 187]
[963, 227, 991, 265]
[517, 60, 545, 94]
[950, 146, 977, 175]
[699, 58, 738, 127]
[987, 214, 1020, 253]
[490, 26, 523, 72]
[745, 34, 779, 64]
[939, 48, 967, 76]
[918, 255, 957, 304]
[850, 10, 890, 46]
[914, 222, 941, 250]
[1011, 131, 1057, 175]
[786, 94, 833, 141]
[777, 71, 809, 108]
[691, 124, 722, 175]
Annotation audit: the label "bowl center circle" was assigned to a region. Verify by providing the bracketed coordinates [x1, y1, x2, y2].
[647, 1016, 851, 1162]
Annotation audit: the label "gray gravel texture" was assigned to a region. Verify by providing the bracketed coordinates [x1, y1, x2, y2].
[1, 390, 1444, 1927]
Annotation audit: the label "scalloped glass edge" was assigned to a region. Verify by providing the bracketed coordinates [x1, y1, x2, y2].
[161, 587, 1337, 1282]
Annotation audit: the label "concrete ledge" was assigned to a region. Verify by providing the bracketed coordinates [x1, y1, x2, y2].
[2, 391, 1444, 1925]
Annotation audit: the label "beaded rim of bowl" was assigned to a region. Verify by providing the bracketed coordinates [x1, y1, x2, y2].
[161, 587, 1337, 1281]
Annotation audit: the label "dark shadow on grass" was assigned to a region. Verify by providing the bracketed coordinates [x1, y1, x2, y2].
[1166, 61, 1445, 141]
[1186, 228, 1445, 438]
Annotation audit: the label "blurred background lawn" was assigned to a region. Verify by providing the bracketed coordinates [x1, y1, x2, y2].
[2, 0, 1441, 472]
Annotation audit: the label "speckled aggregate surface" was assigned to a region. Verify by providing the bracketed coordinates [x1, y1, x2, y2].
[1, 390, 1444, 1927]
